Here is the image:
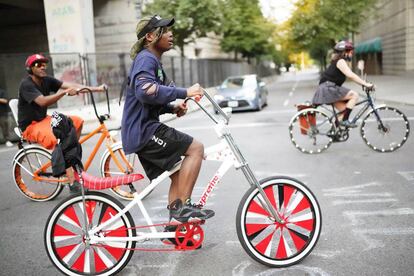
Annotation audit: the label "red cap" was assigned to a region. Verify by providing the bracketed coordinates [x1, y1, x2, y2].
[25, 54, 49, 68]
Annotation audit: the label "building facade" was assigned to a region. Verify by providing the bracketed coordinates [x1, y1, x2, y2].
[355, 0, 414, 75]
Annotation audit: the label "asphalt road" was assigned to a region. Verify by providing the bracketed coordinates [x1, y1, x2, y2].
[1, 71, 413, 276]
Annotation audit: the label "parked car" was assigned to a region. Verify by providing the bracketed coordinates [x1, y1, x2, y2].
[214, 74, 268, 112]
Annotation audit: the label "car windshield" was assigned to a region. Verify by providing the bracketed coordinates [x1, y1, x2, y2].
[221, 76, 256, 89]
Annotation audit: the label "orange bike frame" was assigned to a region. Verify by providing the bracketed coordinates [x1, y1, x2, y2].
[32, 123, 132, 183]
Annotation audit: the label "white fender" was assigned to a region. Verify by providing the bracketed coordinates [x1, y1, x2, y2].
[99, 141, 123, 177]
[12, 145, 51, 166]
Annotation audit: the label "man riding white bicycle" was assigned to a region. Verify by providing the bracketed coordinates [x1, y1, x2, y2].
[312, 41, 374, 128]
[122, 15, 214, 234]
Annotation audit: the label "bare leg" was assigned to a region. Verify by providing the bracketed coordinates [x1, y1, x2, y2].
[335, 91, 358, 120]
[169, 172, 179, 204]
[168, 139, 204, 205]
[65, 123, 82, 186]
[66, 168, 75, 184]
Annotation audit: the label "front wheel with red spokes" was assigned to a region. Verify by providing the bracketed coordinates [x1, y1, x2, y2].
[44, 192, 136, 275]
[236, 176, 322, 267]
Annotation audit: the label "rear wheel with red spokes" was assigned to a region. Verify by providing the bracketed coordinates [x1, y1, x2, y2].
[44, 192, 136, 275]
[236, 176, 322, 267]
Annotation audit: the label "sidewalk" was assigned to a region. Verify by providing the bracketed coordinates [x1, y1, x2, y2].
[344, 71, 414, 106]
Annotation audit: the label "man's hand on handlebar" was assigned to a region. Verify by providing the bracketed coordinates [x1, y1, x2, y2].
[70, 84, 108, 95]
[98, 84, 108, 92]
[187, 83, 204, 98]
[173, 102, 188, 117]
[62, 87, 79, 96]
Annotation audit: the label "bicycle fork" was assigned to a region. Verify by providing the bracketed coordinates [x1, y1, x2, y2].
[223, 133, 284, 224]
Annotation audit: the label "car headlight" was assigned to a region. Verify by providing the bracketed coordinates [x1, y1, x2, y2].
[214, 94, 224, 101]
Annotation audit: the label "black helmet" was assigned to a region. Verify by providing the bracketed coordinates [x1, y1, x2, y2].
[334, 41, 354, 51]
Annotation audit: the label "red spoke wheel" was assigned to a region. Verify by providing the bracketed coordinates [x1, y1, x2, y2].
[44, 192, 136, 275]
[237, 176, 322, 267]
[175, 223, 204, 250]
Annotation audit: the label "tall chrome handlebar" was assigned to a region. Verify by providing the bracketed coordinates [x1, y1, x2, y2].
[78, 86, 110, 124]
[184, 88, 230, 125]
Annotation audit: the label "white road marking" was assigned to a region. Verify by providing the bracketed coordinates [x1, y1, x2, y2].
[324, 192, 393, 197]
[226, 240, 240, 245]
[283, 99, 290, 106]
[254, 171, 307, 178]
[332, 198, 398, 205]
[353, 228, 414, 251]
[232, 258, 331, 276]
[311, 249, 342, 259]
[322, 181, 381, 194]
[397, 171, 414, 181]
[343, 208, 414, 225]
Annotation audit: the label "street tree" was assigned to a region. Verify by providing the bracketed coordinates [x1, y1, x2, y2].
[286, 0, 378, 69]
[143, 0, 221, 57]
[219, 0, 275, 62]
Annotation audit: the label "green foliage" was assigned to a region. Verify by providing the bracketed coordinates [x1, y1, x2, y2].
[143, 0, 221, 56]
[219, 0, 275, 61]
[287, 0, 378, 66]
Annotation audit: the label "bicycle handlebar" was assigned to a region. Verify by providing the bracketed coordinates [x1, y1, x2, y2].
[362, 84, 375, 94]
[77, 86, 110, 124]
[184, 88, 230, 125]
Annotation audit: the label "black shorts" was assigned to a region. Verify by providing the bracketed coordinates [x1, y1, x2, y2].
[137, 124, 193, 180]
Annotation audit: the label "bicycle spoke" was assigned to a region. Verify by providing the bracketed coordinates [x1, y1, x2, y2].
[13, 149, 62, 201]
[47, 196, 134, 275]
[239, 179, 320, 265]
[289, 109, 333, 154]
[361, 106, 410, 152]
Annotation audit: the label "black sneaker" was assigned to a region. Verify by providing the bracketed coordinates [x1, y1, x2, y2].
[69, 181, 81, 194]
[340, 120, 357, 128]
[169, 199, 215, 224]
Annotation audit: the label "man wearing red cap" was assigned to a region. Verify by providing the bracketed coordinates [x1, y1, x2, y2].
[18, 53, 105, 192]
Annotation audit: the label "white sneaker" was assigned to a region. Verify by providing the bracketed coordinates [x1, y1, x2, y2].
[5, 141, 13, 147]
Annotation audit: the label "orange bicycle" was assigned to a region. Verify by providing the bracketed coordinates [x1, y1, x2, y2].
[11, 88, 149, 202]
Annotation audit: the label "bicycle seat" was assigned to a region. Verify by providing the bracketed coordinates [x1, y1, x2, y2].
[80, 171, 144, 190]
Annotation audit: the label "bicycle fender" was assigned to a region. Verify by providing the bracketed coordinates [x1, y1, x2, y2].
[12, 145, 51, 166]
[289, 108, 329, 125]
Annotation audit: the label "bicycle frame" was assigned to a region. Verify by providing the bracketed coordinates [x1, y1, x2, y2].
[83, 91, 284, 245]
[319, 88, 386, 128]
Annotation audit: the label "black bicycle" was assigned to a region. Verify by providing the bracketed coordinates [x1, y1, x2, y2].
[288, 86, 410, 154]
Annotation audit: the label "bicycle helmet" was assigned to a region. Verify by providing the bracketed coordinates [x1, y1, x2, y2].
[25, 54, 49, 68]
[334, 41, 354, 51]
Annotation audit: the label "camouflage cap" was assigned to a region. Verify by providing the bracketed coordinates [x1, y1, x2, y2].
[130, 15, 175, 60]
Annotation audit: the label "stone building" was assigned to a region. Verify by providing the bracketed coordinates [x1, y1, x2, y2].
[355, 0, 414, 75]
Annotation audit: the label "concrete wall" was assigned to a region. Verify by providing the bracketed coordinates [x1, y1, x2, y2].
[92, 0, 232, 59]
[355, 0, 413, 74]
[0, 22, 49, 96]
[407, 0, 414, 71]
[93, 0, 140, 53]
